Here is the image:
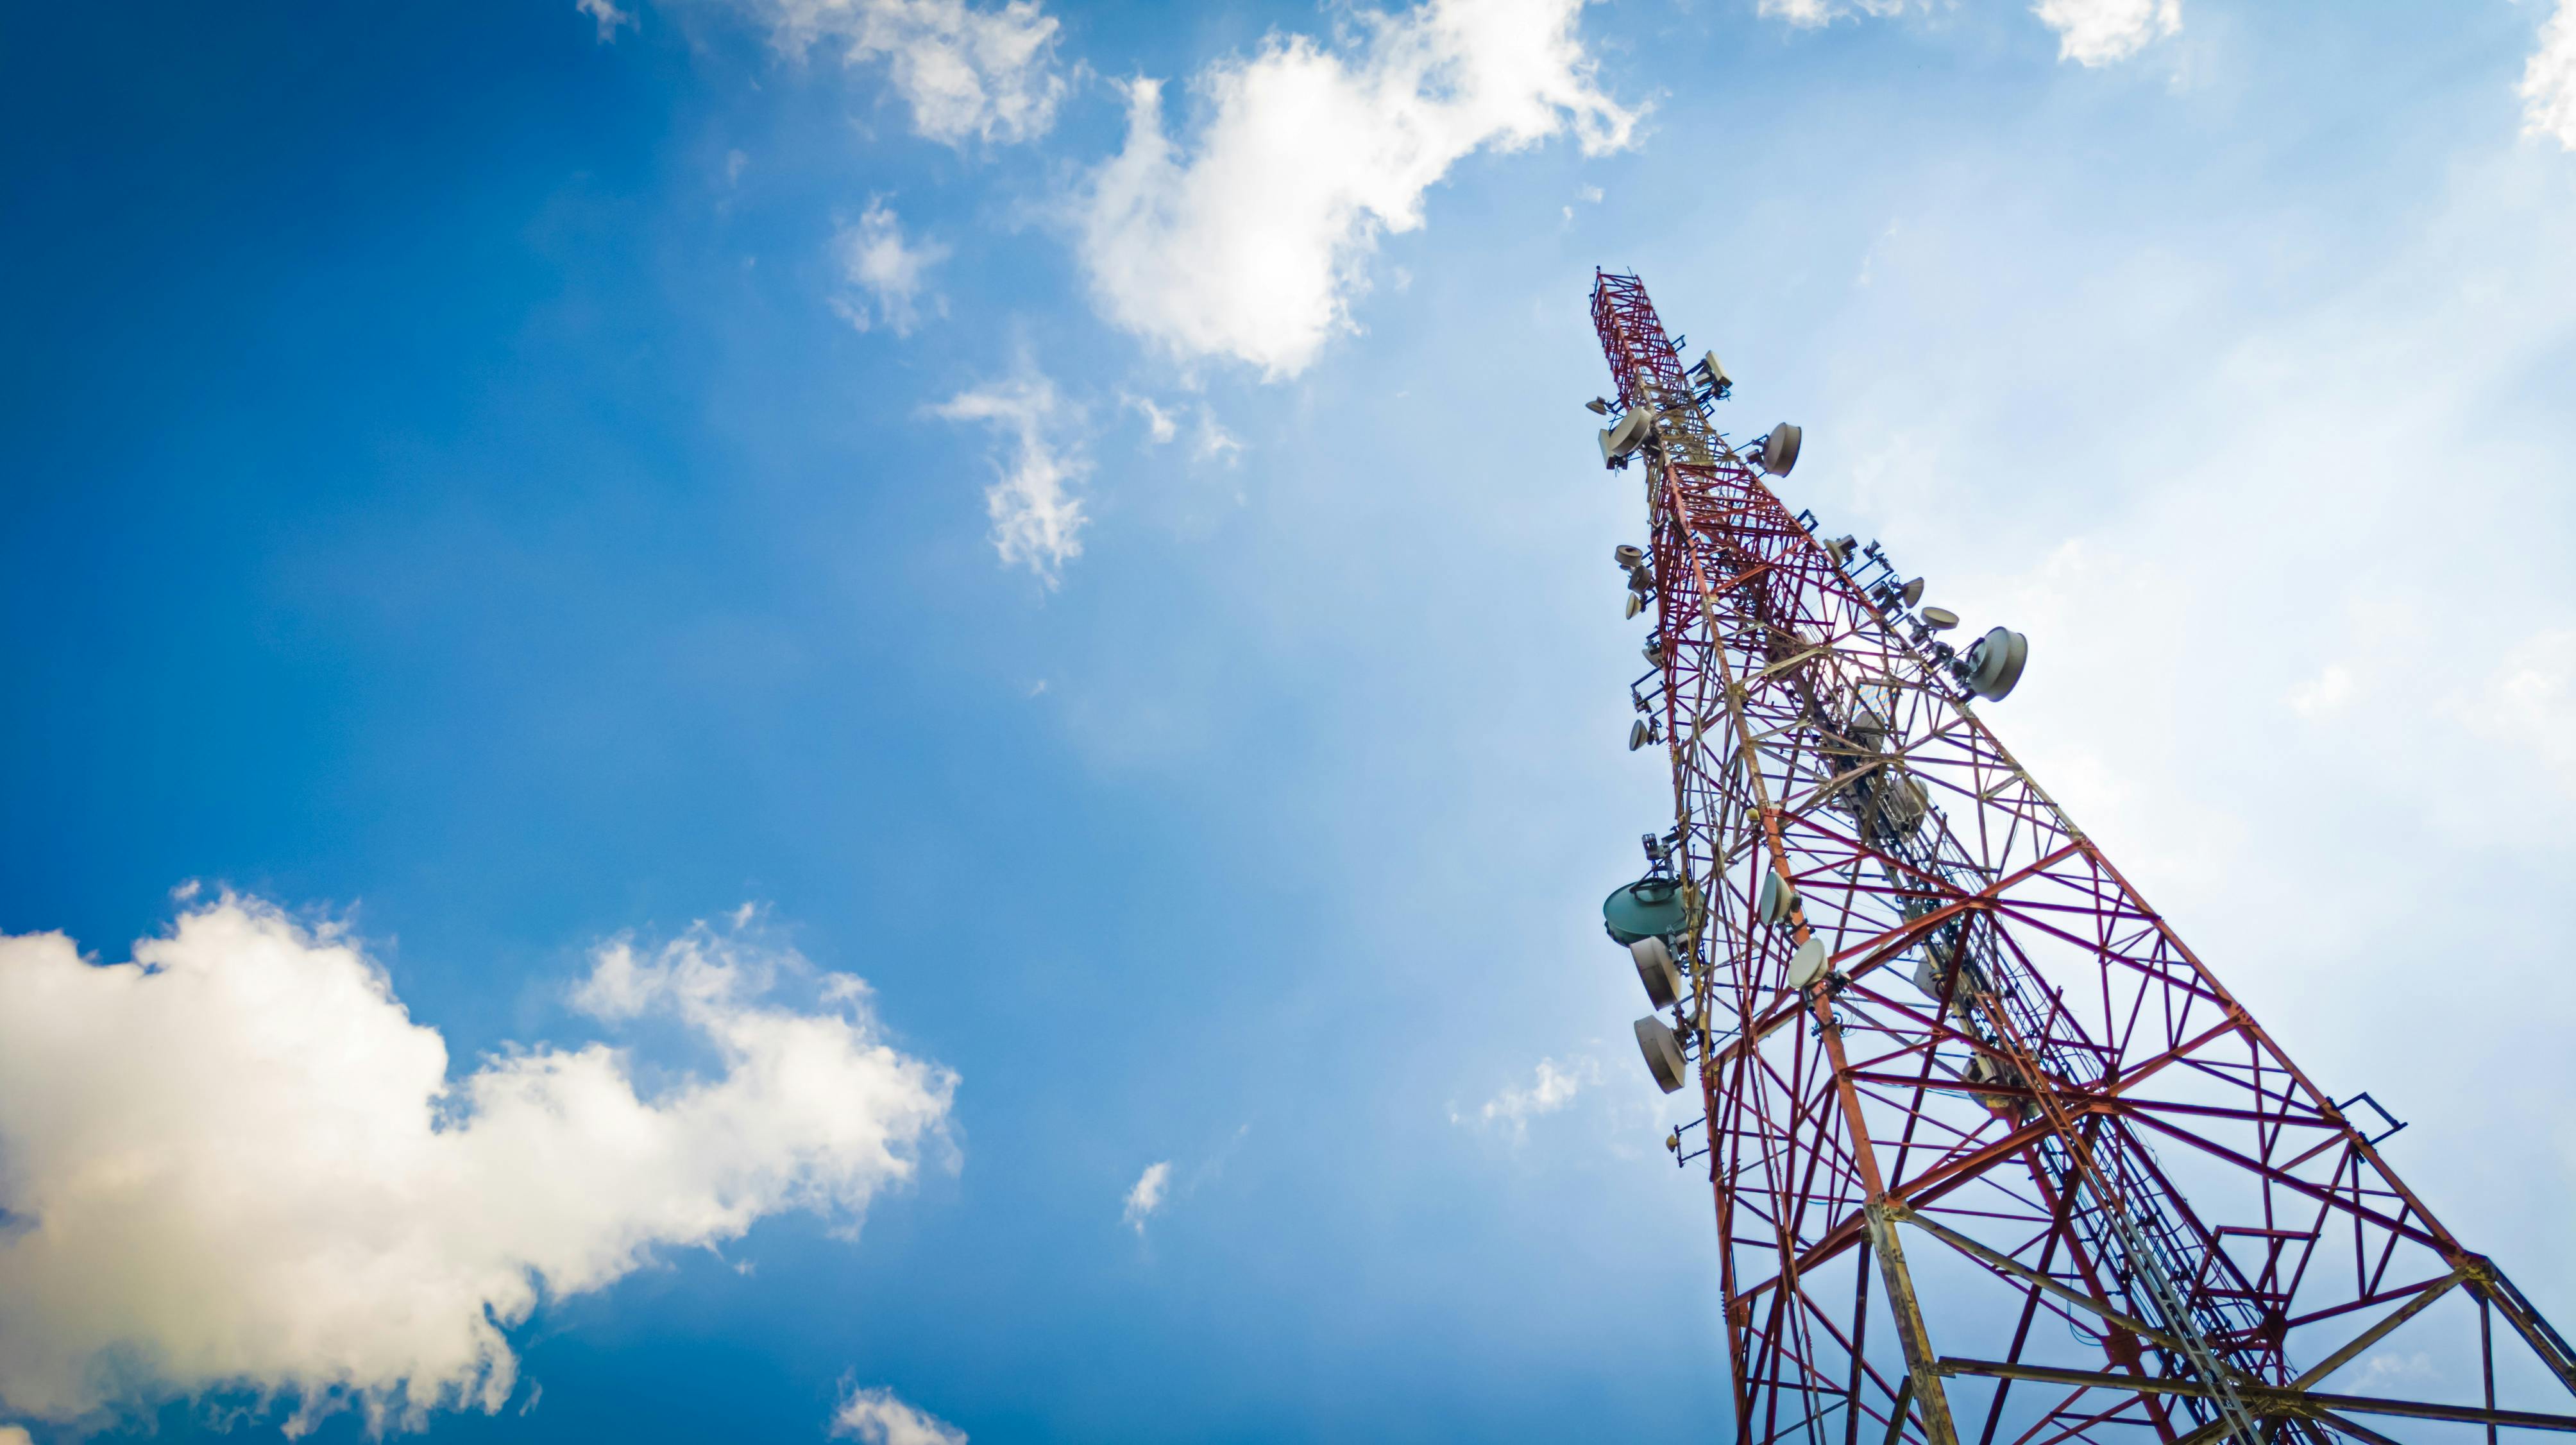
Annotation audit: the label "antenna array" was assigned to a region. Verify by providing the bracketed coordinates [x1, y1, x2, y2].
[1586, 270, 2576, 1445]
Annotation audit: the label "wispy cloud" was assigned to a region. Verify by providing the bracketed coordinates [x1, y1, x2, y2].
[928, 370, 1089, 580]
[1754, 0, 2178, 66]
[1117, 1124, 1248, 1238]
[1124, 392, 1178, 444]
[2456, 629, 2576, 798]
[2286, 663, 2357, 719]
[576, 0, 634, 41]
[1191, 407, 1244, 466]
[0, 897, 954, 1432]
[1756, 0, 1916, 28]
[1121, 395, 1241, 466]
[729, 0, 1067, 144]
[1459, 1056, 1599, 1140]
[1076, 0, 1636, 377]
[831, 1384, 967, 1445]
[833, 198, 949, 335]
[1121, 1160, 1172, 1234]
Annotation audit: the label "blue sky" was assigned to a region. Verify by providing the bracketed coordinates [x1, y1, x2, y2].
[5, 0, 2576, 1441]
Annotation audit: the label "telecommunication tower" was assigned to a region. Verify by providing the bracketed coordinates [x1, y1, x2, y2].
[1586, 271, 2576, 1445]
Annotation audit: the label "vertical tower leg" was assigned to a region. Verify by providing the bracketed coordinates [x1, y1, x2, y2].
[1864, 1201, 1961, 1445]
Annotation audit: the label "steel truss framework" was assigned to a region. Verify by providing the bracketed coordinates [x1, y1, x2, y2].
[1590, 271, 2576, 1445]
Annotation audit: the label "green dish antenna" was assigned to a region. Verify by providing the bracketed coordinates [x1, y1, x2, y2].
[1602, 876, 1686, 945]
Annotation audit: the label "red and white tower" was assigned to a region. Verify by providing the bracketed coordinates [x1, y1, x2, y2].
[1589, 269, 2576, 1445]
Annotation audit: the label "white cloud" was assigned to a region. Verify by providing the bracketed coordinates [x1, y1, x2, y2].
[1121, 1160, 1171, 1234]
[2350, 1349, 2439, 1392]
[2458, 628, 2576, 797]
[2527, 0, 2576, 150]
[0, 1426, 29, 1445]
[738, 0, 1066, 144]
[831, 1385, 966, 1445]
[2032, 0, 2180, 66]
[577, 0, 634, 40]
[1756, 0, 2176, 67]
[2287, 662, 2356, 718]
[1076, 0, 1637, 377]
[1191, 407, 1244, 465]
[928, 372, 1089, 579]
[833, 198, 950, 335]
[1466, 1056, 1598, 1138]
[0, 896, 953, 1433]
[1123, 392, 1179, 444]
[1757, 0, 1915, 28]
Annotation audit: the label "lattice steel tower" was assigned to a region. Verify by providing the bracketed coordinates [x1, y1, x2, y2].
[1586, 271, 2576, 1445]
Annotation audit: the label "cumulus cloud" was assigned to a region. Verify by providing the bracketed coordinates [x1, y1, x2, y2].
[1121, 1160, 1171, 1235]
[831, 1384, 966, 1445]
[833, 198, 950, 335]
[1462, 1056, 1598, 1138]
[928, 372, 1089, 579]
[2032, 0, 2180, 66]
[0, 896, 953, 1433]
[738, 0, 1067, 144]
[2527, 0, 2576, 150]
[1076, 0, 1636, 377]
